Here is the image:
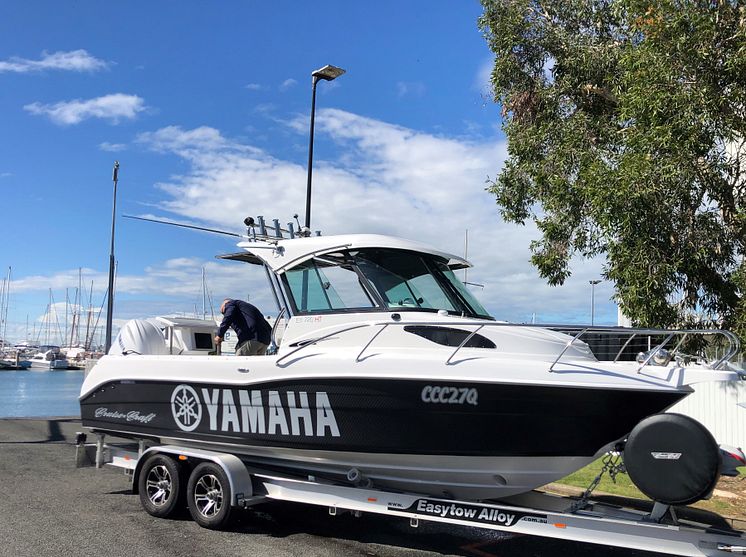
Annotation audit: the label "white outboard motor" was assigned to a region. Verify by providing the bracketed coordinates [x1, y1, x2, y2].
[108, 319, 170, 356]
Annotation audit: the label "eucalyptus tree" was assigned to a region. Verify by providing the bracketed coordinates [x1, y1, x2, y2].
[479, 0, 746, 334]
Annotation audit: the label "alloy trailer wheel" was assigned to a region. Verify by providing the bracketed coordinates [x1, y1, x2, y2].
[187, 462, 234, 529]
[138, 454, 183, 518]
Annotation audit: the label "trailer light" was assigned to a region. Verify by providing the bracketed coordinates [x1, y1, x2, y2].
[178, 455, 187, 461]
[554, 523, 567, 529]
[367, 497, 377, 502]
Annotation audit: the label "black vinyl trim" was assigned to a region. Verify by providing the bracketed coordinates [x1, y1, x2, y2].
[81, 377, 688, 458]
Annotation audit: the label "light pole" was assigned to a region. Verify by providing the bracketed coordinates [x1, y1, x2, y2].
[589, 279, 602, 326]
[304, 64, 345, 231]
[104, 161, 119, 352]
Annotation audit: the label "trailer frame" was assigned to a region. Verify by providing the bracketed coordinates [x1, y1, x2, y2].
[75, 433, 746, 556]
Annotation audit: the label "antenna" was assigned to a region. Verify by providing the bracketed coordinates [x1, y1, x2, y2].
[124, 215, 244, 238]
[125, 213, 314, 244]
[293, 214, 309, 236]
[464, 229, 468, 283]
[462, 228, 484, 288]
[105, 161, 120, 352]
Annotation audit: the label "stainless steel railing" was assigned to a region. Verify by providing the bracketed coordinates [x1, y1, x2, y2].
[274, 319, 741, 372]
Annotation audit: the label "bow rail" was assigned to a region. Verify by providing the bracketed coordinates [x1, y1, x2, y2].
[274, 320, 741, 372]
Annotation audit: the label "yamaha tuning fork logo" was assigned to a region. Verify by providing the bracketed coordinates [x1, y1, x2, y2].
[171, 385, 203, 431]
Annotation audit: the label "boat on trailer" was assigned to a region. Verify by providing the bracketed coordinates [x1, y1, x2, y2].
[80, 217, 745, 504]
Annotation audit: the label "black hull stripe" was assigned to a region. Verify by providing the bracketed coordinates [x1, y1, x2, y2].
[80, 378, 688, 457]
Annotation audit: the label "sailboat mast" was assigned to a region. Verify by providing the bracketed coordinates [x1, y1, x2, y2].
[463, 229, 468, 284]
[202, 267, 206, 320]
[45, 288, 51, 346]
[76, 267, 83, 346]
[0, 277, 5, 350]
[84, 280, 93, 350]
[0, 267, 10, 348]
[65, 288, 70, 348]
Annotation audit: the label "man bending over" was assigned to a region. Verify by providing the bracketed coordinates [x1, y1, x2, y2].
[215, 298, 272, 355]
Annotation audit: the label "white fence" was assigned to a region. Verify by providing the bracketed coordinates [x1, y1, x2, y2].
[669, 380, 746, 449]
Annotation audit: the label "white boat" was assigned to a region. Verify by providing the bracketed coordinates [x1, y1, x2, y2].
[80, 221, 745, 503]
[29, 347, 69, 370]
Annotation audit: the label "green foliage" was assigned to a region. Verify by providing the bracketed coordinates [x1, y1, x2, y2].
[479, 0, 746, 335]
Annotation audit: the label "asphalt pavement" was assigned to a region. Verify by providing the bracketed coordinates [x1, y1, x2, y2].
[0, 418, 665, 557]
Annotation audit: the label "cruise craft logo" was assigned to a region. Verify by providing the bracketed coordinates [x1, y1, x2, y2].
[171, 384, 202, 431]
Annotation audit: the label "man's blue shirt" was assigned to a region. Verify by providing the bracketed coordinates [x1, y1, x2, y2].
[218, 300, 272, 345]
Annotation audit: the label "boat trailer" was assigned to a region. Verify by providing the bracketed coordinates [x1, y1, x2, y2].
[76, 433, 746, 556]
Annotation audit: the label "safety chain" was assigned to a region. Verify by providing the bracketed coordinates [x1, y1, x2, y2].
[570, 451, 626, 512]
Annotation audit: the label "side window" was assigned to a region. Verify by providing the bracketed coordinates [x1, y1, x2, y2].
[284, 260, 374, 312]
[285, 263, 331, 312]
[408, 274, 456, 311]
[320, 265, 375, 309]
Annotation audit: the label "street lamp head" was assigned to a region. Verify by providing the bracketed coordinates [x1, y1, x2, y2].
[312, 64, 345, 82]
[589, 279, 602, 285]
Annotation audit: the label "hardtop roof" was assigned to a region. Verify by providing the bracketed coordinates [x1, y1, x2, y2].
[218, 233, 471, 273]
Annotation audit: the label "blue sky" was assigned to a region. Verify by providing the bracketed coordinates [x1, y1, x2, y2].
[0, 1, 616, 345]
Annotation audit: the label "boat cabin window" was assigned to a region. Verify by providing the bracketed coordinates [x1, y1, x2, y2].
[194, 332, 213, 350]
[404, 325, 496, 348]
[435, 262, 490, 318]
[354, 250, 457, 311]
[284, 260, 376, 312]
[281, 248, 492, 319]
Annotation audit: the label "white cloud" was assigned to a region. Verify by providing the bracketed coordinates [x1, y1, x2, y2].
[10, 259, 267, 313]
[0, 49, 109, 73]
[24, 94, 146, 125]
[245, 83, 263, 91]
[133, 109, 612, 323]
[396, 81, 426, 98]
[279, 78, 297, 92]
[11, 268, 105, 294]
[253, 103, 276, 114]
[136, 125, 257, 157]
[7, 109, 614, 334]
[6, 262, 243, 345]
[99, 142, 127, 152]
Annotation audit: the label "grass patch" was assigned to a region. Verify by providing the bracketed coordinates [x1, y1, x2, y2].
[556, 461, 746, 520]
[558, 457, 647, 500]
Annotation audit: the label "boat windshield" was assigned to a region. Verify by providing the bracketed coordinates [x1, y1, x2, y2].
[281, 248, 492, 319]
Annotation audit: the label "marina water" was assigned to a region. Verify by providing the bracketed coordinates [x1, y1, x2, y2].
[0, 370, 83, 418]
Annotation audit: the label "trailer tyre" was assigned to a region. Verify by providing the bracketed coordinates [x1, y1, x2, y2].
[187, 462, 233, 529]
[138, 454, 183, 518]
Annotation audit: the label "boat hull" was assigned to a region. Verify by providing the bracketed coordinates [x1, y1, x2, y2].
[28, 360, 69, 370]
[80, 376, 686, 499]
